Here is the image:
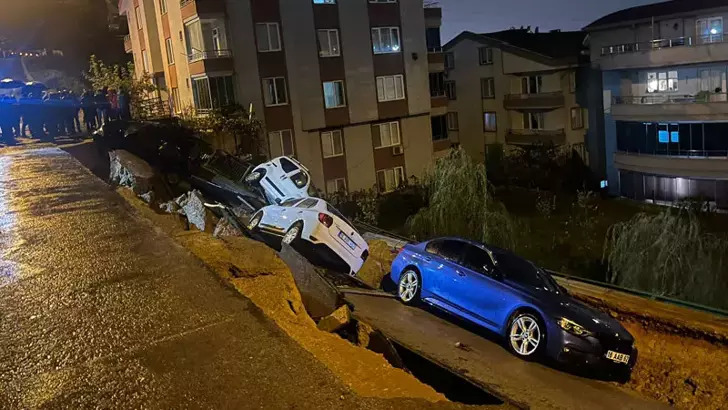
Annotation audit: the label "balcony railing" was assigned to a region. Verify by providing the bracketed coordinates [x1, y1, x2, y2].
[504, 91, 564, 109]
[601, 33, 727, 56]
[617, 149, 728, 158]
[188, 49, 232, 62]
[123, 34, 132, 53]
[427, 46, 443, 53]
[508, 128, 565, 137]
[180, 0, 194, 7]
[613, 93, 728, 105]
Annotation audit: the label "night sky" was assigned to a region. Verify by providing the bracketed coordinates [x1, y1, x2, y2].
[439, 0, 666, 41]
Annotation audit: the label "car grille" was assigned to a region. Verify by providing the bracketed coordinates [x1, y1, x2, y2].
[596, 333, 633, 354]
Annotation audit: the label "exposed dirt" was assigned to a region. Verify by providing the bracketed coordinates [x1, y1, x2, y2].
[114, 188, 452, 404]
[356, 240, 397, 289]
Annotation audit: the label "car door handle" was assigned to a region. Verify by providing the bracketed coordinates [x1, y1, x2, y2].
[424, 256, 432, 262]
[456, 270, 466, 277]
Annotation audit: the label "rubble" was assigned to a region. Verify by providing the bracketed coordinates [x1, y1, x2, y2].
[213, 217, 243, 238]
[356, 240, 397, 289]
[139, 191, 154, 204]
[108, 150, 156, 195]
[159, 200, 180, 214]
[317, 305, 352, 333]
[174, 190, 215, 232]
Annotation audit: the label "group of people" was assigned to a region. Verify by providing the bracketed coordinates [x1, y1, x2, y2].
[0, 87, 131, 145]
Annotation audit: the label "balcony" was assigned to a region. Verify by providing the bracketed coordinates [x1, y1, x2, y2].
[614, 151, 728, 180]
[187, 49, 234, 76]
[611, 93, 728, 121]
[597, 33, 728, 70]
[506, 128, 566, 145]
[123, 34, 132, 53]
[504, 91, 564, 110]
[180, 0, 226, 21]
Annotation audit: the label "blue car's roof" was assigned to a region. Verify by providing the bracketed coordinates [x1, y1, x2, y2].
[422, 237, 514, 257]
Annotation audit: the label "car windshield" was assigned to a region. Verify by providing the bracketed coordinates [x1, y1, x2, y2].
[279, 157, 299, 173]
[290, 171, 309, 188]
[494, 251, 558, 292]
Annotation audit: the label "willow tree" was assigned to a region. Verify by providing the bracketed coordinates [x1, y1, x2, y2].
[407, 147, 518, 250]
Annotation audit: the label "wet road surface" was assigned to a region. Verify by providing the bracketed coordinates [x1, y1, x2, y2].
[345, 292, 668, 410]
[0, 147, 467, 409]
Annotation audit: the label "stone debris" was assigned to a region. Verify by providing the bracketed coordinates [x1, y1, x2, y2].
[108, 150, 156, 195]
[174, 190, 210, 232]
[139, 191, 154, 204]
[356, 240, 397, 289]
[213, 217, 243, 238]
[159, 200, 180, 214]
[317, 305, 351, 333]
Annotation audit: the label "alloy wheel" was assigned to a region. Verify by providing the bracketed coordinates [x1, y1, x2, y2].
[282, 226, 300, 245]
[398, 270, 419, 303]
[509, 315, 541, 356]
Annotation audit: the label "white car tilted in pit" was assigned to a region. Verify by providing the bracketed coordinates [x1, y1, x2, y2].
[247, 197, 369, 274]
[245, 156, 311, 205]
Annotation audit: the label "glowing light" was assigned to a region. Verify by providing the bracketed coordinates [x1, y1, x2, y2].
[711, 28, 719, 35]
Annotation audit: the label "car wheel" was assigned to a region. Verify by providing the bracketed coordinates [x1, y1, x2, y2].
[247, 212, 262, 232]
[397, 269, 421, 305]
[282, 222, 302, 245]
[507, 313, 544, 359]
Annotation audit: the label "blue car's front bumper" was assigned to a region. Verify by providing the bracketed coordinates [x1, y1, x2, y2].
[547, 327, 637, 371]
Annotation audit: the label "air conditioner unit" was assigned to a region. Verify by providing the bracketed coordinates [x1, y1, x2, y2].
[392, 145, 404, 156]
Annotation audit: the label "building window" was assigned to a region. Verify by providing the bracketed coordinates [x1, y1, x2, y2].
[444, 52, 454, 69]
[696, 17, 723, 44]
[270, 130, 295, 156]
[326, 178, 347, 194]
[699, 69, 723, 92]
[135, 6, 142, 29]
[647, 71, 678, 93]
[142, 49, 150, 72]
[481, 77, 494, 99]
[314, 0, 336, 3]
[373, 121, 401, 148]
[263, 77, 288, 106]
[160, 0, 167, 14]
[483, 112, 497, 132]
[256, 23, 281, 52]
[323, 81, 346, 108]
[569, 71, 576, 93]
[371, 27, 401, 54]
[429, 72, 445, 97]
[321, 130, 344, 158]
[446, 112, 459, 130]
[523, 112, 544, 130]
[445, 81, 456, 100]
[431, 115, 448, 141]
[570, 108, 584, 130]
[171, 87, 181, 113]
[521, 75, 542, 94]
[376, 75, 405, 102]
[191, 76, 236, 111]
[478, 47, 493, 65]
[377, 167, 405, 193]
[165, 38, 174, 65]
[317, 29, 340, 57]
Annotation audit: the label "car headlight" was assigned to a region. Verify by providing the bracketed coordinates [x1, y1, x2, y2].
[557, 318, 593, 338]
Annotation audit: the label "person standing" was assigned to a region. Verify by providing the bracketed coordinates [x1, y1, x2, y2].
[81, 90, 96, 133]
[119, 89, 131, 121]
[94, 90, 107, 127]
[108, 89, 120, 121]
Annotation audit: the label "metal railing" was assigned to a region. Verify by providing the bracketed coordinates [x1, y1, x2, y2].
[601, 33, 727, 56]
[617, 149, 728, 158]
[187, 49, 232, 62]
[180, 0, 194, 7]
[427, 46, 443, 53]
[504, 91, 563, 100]
[508, 128, 565, 137]
[613, 93, 728, 105]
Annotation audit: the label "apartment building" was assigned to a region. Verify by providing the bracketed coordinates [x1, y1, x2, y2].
[586, 0, 728, 208]
[443, 29, 593, 163]
[121, 0, 167, 97]
[119, 0, 441, 195]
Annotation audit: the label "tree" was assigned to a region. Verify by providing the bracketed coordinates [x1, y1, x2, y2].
[84, 55, 156, 106]
[182, 105, 265, 160]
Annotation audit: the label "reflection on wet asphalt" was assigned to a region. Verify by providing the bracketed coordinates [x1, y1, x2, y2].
[0, 147, 427, 409]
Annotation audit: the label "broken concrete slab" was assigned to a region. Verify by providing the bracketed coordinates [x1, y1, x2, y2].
[214, 218, 243, 238]
[174, 190, 215, 232]
[278, 244, 342, 319]
[109, 150, 156, 195]
[317, 305, 351, 333]
[357, 240, 397, 289]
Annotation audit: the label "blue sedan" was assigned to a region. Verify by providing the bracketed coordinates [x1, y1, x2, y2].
[391, 237, 637, 374]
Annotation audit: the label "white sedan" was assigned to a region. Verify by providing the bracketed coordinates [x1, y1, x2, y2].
[245, 156, 310, 205]
[247, 197, 369, 274]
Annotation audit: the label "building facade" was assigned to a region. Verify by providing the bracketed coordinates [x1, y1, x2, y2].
[443, 29, 592, 163]
[586, 0, 728, 208]
[119, 0, 443, 195]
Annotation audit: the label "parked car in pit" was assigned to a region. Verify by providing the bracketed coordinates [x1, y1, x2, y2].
[245, 156, 311, 205]
[391, 237, 637, 378]
[247, 197, 369, 274]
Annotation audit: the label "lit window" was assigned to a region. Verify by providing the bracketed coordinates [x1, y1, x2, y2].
[263, 77, 288, 106]
[376, 75, 405, 102]
[373, 122, 401, 148]
[570, 108, 584, 130]
[697, 17, 723, 44]
[317, 29, 340, 57]
[658, 124, 669, 143]
[326, 178, 347, 194]
[371, 27, 401, 54]
[478, 47, 493, 65]
[483, 112, 497, 132]
[648, 71, 678, 92]
[377, 167, 405, 193]
[270, 130, 295, 157]
[256, 23, 281, 52]
[323, 80, 346, 108]
[321, 130, 344, 158]
[314, 0, 336, 3]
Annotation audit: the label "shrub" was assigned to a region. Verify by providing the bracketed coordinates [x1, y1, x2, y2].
[603, 208, 728, 309]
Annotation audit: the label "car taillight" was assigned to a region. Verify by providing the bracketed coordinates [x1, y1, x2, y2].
[318, 213, 333, 227]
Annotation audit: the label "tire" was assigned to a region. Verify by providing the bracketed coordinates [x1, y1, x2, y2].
[282, 222, 302, 245]
[506, 312, 545, 359]
[397, 269, 421, 306]
[247, 212, 262, 232]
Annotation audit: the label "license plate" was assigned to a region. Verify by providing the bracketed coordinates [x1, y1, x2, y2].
[606, 350, 630, 364]
[338, 231, 356, 250]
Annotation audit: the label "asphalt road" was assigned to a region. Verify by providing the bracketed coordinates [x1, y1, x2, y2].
[344, 292, 668, 410]
[0, 146, 473, 409]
